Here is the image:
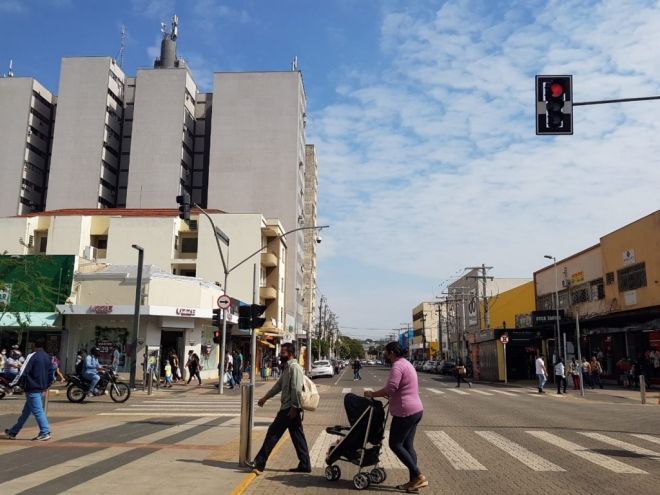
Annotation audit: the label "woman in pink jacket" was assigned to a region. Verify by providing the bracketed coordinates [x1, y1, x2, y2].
[365, 342, 427, 492]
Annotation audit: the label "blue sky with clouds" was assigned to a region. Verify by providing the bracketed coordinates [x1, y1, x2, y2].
[2, 0, 659, 338]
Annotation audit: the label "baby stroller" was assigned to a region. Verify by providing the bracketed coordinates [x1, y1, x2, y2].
[324, 393, 389, 490]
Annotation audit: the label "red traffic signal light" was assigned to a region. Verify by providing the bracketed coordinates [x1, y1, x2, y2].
[213, 331, 221, 344]
[536, 75, 573, 135]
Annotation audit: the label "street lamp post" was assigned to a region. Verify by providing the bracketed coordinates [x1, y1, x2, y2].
[129, 244, 144, 390]
[544, 255, 562, 364]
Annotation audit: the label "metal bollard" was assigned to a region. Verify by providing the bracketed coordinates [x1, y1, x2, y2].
[147, 372, 153, 396]
[239, 383, 254, 466]
[640, 375, 646, 404]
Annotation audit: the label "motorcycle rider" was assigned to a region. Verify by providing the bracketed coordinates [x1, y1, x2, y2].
[83, 347, 104, 395]
[3, 346, 25, 382]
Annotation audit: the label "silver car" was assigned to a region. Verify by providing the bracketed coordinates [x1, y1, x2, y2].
[310, 360, 334, 378]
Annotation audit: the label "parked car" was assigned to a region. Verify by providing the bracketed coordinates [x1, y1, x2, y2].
[422, 360, 437, 372]
[440, 361, 456, 375]
[367, 360, 376, 366]
[310, 360, 334, 378]
[415, 360, 426, 371]
[432, 360, 445, 374]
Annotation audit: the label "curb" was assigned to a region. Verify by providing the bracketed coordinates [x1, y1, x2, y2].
[229, 435, 289, 495]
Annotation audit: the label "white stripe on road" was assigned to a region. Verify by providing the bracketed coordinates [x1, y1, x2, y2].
[578, 432, 660, 459]
[470, 390, 494, 396]
[342, 388, 352, 394]
[0, 417, 212, 493]
[425, 431, 487, 470]
[363, 388, 373, 392]
[475, 431, 564, 472]
[447, 388, 469, 395]
[489, 390, 517, 397]
[426, 388, 445, 395]
[99, 413, 241, 417]
[527, 431, 647, 474]
[631, 434, 660, 446]
[309, 431, 405, 469]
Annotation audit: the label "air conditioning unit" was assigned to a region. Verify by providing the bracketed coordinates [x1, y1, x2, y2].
[83, 246, 97, 261]
[561, 279, 571, 288]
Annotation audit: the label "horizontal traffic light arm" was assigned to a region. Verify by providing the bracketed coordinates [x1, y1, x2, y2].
[573, 95, 660, 106]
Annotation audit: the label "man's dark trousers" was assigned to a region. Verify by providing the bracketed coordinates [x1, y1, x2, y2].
[253, 409, 311, 470]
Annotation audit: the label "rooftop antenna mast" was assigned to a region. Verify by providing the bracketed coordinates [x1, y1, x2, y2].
[118, 26, 127, 68]
[291, 56, 298, 71]
[4, 59, 14, 78]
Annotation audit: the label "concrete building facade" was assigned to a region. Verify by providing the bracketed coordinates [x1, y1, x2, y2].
[0, 77, 55, 217]
[302, 144, 319, 340]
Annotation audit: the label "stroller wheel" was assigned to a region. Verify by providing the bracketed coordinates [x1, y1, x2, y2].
[325, 465, 341, 481]
[353, 472, 370, 490]
[369, 467, 386, 484]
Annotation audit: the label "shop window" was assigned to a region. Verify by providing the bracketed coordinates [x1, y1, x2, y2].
[618, 262, 647, 292]
[605, 272, 615, 285]
[590, 278, 605, 300]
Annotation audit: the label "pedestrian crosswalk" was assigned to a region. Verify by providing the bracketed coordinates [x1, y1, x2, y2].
[339, 385, 562, 400]
[307, 427, 660, 475]
[100, 396, 276, 417]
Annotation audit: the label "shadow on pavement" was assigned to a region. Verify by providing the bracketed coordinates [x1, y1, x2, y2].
[176, 458, 248, 472]
[264, 473, 402, 492]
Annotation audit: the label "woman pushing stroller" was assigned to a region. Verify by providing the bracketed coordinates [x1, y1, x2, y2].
[364, 342, 428, 492]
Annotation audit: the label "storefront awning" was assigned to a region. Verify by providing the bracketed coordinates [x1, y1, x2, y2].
[0, 312, 61, 328]
[259, 340, 275, 348]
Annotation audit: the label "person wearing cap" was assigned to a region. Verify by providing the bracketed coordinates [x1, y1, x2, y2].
[3, 346, 24, 382]
[83, 347, 104, 395]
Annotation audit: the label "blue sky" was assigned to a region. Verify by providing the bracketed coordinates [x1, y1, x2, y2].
[2, 0, 659, 339]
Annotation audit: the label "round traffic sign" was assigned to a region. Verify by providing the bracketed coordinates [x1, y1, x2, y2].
[500, 335, 509, 344]
[217, 295, 231, 310]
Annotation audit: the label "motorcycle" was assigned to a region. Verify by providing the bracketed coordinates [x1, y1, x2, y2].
[66, 369, 131, 403]
[0, 374, 14, 399]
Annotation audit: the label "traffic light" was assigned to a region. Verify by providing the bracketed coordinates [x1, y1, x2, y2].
[212, 308, 221, 328]
[536, 75, 573, 135]
[176, 191, 191, 222]
[238, 304, 268, 329]
[213, 330, 221, 344]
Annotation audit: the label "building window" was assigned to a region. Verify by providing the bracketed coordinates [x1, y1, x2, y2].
[180, 237, 198, 253]
[605, 272, 615, 285]
[590, 278, 605, 300]
[38, 237, 47, 253]
[618, 262, 647, 292]
[180, 269, 196, 277]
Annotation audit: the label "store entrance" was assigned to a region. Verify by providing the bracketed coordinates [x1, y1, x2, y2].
[160, 330, 184, 380]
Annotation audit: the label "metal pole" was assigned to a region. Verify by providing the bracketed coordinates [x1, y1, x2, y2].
[640, 376, 646, 405]
[503, 343, 508, 384]
[130, 245, 144, 390]
[461, 296, 467, 359]
[249, 263, 257, 438]
[218, 269, 228, 395]
[553, 258, 561, 363]
[575, 310, 584, 397]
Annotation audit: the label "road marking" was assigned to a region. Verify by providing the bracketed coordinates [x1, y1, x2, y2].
[342, 388, 352, 394]
[475, 431, 564, 471]
[99, 413, 241, 417]
[363, 387, 373, 392]
[631, 434, 660, 446]
[333, 366, 348, 386]
[470, 389, 494, 396]
[578, 432, 660, 459]
[309, 431, 405, 469]
[527, 431, 647, 474]
[489, 390, 517, 397]
[447, 388, 469, 395]
[426, 388, 445, 395]
[425, 431, 487, 470]
[0, 417, 212, 493]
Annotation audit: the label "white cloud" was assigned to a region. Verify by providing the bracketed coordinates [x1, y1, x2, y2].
[131, 0, 175, 20]
[0, 0, 24, 13]
[313, 0, 660, 331]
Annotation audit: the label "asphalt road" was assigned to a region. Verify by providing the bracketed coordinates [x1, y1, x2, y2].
[1, 368, 659, 495]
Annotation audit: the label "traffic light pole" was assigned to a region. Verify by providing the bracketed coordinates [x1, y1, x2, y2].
[573, 95, 660, 106]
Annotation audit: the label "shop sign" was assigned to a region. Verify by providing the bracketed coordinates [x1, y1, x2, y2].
[570, 271, 584, 285]
[531, 310, 565, 326]
[88, 305, 113, 314]
[176, 307, 196, 317]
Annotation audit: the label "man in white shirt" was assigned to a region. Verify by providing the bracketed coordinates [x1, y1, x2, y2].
[535, 355, 547, 394]
[554, 358, 567, 394]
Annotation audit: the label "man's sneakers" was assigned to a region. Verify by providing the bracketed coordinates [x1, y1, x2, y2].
[244, 461, 263, 475]
[32, 432, 51, 441]
[4, 429, 16, 440]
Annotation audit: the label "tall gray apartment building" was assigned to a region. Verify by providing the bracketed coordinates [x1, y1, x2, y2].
[0, 18, 318, 330]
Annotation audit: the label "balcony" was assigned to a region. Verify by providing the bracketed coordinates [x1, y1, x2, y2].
[261, 252, 278, 267]
[260, 286, 277, 300]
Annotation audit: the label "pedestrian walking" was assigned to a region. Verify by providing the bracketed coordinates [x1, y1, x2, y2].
[233, 350, 243, 385]
[554, 358, 567, 394]
[270, 354, 279, 379]
[4, 337, 53, 441]
[163, 360, 173, 387]
[364, 342, 428, 492]
[569, 357, 581, 390]
[353, 359, 362, 381]
[50, 354, 64, 382]
[111, 345, 121, 373]
[535, 354, 547, 393]
[590, 356, 603, 389]
[455, 359, 471, 388]
[581, 357, 593, 389]
[185, 350, 202, 385]
[169, 350, 181, 382]
[248, 343, 311, 475]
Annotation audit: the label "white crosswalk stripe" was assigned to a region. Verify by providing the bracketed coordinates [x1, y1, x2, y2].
[489, 390, 518, 397]
[527, 431, 647, 474]
[363, 387, 373, 392]
[470, 390, 494, 396]
[447, 388, 469, 395]
[475, 431, 564, 472]
[630, 433, 660, 446]
[342, 388, 352, 394]
[426, 387, 445, 395]
[425, 431, 487, 470]
[578, 432, 660, 459]
[101, 397, 273, 417]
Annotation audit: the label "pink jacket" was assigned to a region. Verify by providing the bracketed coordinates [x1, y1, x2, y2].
[384, 358, 423, 417]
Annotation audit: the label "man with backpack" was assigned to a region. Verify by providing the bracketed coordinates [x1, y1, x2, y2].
[248, 343, 311, 475]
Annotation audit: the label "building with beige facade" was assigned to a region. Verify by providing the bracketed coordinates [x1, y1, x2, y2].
[0, 209, 288, 376]
[411, 302, 441, 360]
[302, 144, 319, 341]
[0, 77, 55, 217]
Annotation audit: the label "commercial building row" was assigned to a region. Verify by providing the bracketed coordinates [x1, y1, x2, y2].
[409, 210, 660, 384]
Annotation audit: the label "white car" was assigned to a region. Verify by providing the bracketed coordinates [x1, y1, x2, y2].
[310, 360, 334, 378]
[422, 361, 437, 372]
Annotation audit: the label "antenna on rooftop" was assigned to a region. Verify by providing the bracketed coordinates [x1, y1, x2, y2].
[118, 26, 127, 68]
[291, 56, 298, 71]
[7, 59, 14, 77]
[171, 15, 178, 41]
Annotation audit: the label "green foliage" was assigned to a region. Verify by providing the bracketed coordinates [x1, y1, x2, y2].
[339, 336, 365, 359]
